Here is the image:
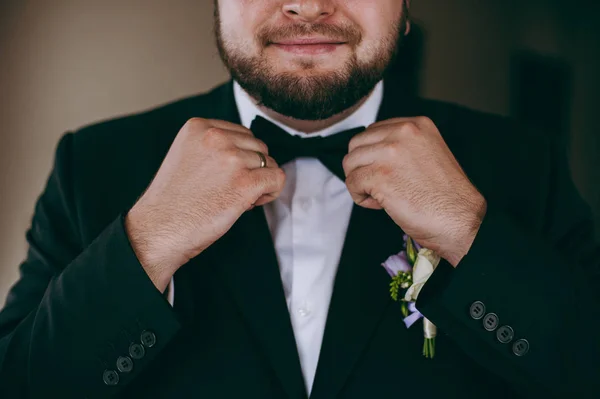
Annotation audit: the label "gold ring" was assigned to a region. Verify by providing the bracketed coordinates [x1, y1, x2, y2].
[256, 151, 267, 168]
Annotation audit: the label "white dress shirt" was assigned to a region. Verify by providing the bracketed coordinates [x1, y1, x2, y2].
[168, 80, 384, 395]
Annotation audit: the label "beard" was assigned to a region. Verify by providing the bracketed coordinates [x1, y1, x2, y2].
[214, 6, 406, 121]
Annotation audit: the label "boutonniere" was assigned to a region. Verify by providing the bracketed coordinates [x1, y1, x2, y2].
[381, 235, 441, 358]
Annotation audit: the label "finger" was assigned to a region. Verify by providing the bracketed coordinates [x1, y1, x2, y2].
[254, 193, 279, 207]
[368, 117, 413, 129]
[207, 119, 254, 136]
[233, 148, 278, 170]
[348, 125, 393, 153]
[357, 197, 383, 210]
[226, 130, 270, 156]
[200, 126, 267, 159]
[368, 116, 430, 130]
[248, 167, 286, 203]
[343, 141, 391, 177]
[345, 165, 382, 209]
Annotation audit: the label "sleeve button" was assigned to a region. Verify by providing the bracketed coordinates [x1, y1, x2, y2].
[482, 313, 499, 331]
[103, 369, 119, 386]
[496, 325, 514, 344]
[141, 330, 157, 348]
[469, 301, 486, 320]
[116, 356, 134, 373]
[512, 339, 530, 356]
[129, 342, 146, 360]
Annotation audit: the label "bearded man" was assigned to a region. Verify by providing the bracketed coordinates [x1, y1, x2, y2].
[0, 1, 598, 398]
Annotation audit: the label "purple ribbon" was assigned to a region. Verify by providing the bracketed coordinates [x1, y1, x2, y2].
[403, 302, 423, 328]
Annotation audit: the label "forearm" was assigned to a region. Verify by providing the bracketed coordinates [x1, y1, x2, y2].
[0, 216, 181, 398]
[416, 209, 600, 397]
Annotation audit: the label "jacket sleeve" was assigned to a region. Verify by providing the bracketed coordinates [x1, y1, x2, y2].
[416, 136, 600, 398]
[0, 133, 182, 398]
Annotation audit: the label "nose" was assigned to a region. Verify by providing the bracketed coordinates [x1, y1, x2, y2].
[282, 0, 335, 23]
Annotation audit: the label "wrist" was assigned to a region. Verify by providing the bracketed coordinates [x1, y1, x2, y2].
[124, 207, 186, 292]
[442, 194, 487, 267]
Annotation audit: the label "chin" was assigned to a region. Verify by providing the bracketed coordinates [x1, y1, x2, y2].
[266, 49, 350, 69]
[272, 59, 347, 75]
[281, 68, 343, 79]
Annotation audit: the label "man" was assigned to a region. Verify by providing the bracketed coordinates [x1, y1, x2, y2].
[0, 0, 598, 397]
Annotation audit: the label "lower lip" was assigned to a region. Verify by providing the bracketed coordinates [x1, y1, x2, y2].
[271, 43, 344, 55]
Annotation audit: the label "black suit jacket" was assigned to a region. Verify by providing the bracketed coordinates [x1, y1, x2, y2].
[0, 80, 599, 399]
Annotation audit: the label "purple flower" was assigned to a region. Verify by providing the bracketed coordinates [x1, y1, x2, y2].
[381, 251, 412, 277]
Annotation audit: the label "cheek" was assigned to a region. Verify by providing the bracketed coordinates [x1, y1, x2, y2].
[344, 0, 403, 47]
[218, 0, 278, 52]
[351, 0, 404, 19]
[218, 3, 257, 50]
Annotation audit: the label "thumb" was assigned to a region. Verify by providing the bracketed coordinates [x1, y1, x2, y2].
[356, 196, 383, 210]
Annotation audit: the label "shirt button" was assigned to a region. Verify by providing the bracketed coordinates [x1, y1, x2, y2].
[298, 197, 312, 211]
[297, 307, 311, 317]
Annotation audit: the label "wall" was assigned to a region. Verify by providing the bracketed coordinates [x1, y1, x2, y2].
[0, 0, 228, 300]
[0, 0, 598, 302]
[562, 3, 600, 226]
[411, 0, 517, 115]
[413, 0, 600, 229]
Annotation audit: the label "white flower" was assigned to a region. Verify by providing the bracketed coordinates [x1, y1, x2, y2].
[404, 249, 441, 302]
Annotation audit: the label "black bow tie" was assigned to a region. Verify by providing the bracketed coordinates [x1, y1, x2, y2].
[250, 116, 366, 181]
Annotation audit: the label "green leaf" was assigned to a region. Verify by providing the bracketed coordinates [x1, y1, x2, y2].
[389, 277, 401, 301]
[407, 237, 417, 265]
[400, 301, 408, 317]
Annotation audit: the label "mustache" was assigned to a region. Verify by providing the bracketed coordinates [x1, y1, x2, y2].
[258, 23, 362, 46]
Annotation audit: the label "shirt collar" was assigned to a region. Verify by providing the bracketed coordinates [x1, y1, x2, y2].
[234, 80, 384, 138]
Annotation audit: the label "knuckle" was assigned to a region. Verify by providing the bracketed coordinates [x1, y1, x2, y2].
[400, 121, 420, 135]
[342, 153, 352, 171]
[204, 127, 227, 145]
[183, 117, 206, 131]
[179, 118, 206, 138]
[348, 136, 359, 153]
[223, 148, 242, 167]
[415, 116, 431, 125]
[188, 117, 206, 125]
[382, 142, 400, 158]
[345, 172, 357, 189]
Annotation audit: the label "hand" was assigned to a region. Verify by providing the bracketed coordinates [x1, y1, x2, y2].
[343, 116, 487, 266]
[125, 118, 285, 291]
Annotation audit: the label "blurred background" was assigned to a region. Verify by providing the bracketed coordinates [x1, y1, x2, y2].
[0, 0, 599, 302]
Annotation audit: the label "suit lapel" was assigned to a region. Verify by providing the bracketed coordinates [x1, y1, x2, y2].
[310, 83, 420, 399]
[210, 207, 308, 399]
[309, 205, 403, 399]
[183, 81, 307, 399]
